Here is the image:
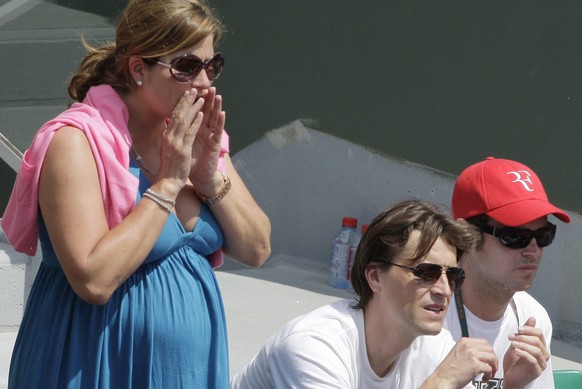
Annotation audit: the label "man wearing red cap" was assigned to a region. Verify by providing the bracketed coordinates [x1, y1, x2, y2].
[445, 157, 571, 389]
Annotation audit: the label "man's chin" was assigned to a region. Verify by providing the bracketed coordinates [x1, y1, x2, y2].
[418, 321, 444, 336]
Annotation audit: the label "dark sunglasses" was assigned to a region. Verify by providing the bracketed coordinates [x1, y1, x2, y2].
[146, 52, 224, 83]
[477, 222, 556, 249]
[390, 262, 465, 291]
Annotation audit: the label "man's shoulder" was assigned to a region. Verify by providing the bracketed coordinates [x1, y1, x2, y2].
[513, 291, 549, 315]
[272, 299, 360, 342]
[258, 299, 361, 367]
[512, 291, 552, 331]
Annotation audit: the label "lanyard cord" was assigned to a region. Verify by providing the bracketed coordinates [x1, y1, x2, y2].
[454, 290, 470, 337]
[454, 290, 520, 338]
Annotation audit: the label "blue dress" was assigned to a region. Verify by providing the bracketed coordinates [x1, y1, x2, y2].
[8, 161, 230, 388]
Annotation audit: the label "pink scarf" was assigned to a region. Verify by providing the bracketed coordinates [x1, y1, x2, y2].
[2, 85, 227, 267]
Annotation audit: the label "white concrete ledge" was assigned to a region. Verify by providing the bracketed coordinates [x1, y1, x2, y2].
[0, 331, 16, 389]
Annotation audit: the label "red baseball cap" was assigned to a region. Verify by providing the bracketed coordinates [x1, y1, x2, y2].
[452, 157, 570, 226]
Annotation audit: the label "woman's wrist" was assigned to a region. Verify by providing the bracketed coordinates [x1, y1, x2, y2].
[150, 178, 183, 201]
[194, 170, 231, 205]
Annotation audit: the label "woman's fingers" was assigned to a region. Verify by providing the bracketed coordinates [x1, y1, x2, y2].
[202, 87, 216, 126]
[184, 97, 205, 139]
[206, 93, 222, 129]
[167, 89, 205, 140]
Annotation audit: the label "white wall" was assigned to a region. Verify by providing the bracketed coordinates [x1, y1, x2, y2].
[0, 230, 41, 331]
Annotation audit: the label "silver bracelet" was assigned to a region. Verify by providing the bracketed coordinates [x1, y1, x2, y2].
[145, 188, 176, 207]
[143, 192, 173, 213]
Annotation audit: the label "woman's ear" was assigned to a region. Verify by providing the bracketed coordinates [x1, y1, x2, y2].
[128, 55, 146, 86]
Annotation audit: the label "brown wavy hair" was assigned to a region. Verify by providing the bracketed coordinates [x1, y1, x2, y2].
[350, 199, 480, 310]
[68, 0, 224, 102]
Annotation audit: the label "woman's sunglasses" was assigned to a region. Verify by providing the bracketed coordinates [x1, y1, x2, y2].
[477, 222, 556, 249]
[145, 52, 224, 83]
[390, 262, 465, 291]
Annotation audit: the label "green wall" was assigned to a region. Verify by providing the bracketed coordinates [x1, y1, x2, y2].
[2, 1, 582, 214]
[212, 1, 582, 214]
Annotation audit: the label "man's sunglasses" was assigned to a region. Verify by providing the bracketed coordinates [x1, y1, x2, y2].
[390, 262, 465, 291]
[145, 52, 224, 83]
[477, 222, 556, 249]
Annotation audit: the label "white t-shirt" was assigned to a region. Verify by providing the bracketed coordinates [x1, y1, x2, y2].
[444, 291, 554, 389]
[232, 299, 473, 389]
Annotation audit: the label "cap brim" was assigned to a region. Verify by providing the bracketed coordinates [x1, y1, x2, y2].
[487, 199, 571, 226]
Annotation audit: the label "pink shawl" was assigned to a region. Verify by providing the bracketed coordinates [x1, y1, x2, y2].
[1, 85, 227, 267]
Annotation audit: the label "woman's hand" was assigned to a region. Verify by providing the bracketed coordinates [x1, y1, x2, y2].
[157, 89, 205, 193]
[189, 87, 226, 195]
[171, 89, 271, 266]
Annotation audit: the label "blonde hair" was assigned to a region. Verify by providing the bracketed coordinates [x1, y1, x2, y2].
[68, 0, 224, 101]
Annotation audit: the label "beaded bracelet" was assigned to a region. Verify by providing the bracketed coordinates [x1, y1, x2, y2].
[143, 192, 174, 213]
[196, 170, 232, 205]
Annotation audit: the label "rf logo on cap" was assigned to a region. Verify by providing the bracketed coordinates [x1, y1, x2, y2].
[507, 170, 534, 192]
[451, 156, 570, 226]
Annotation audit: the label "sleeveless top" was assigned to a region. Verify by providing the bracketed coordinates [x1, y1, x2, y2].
[8, 161, 230, 388]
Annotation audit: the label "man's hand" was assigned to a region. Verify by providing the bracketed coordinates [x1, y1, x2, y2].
[421, 337, 498, 388]
[503, 316, 550, 389]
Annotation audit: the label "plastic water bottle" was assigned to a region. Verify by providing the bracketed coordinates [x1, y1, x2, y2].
[328, 217, 360, 289]
[348, 224, 368, 281]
